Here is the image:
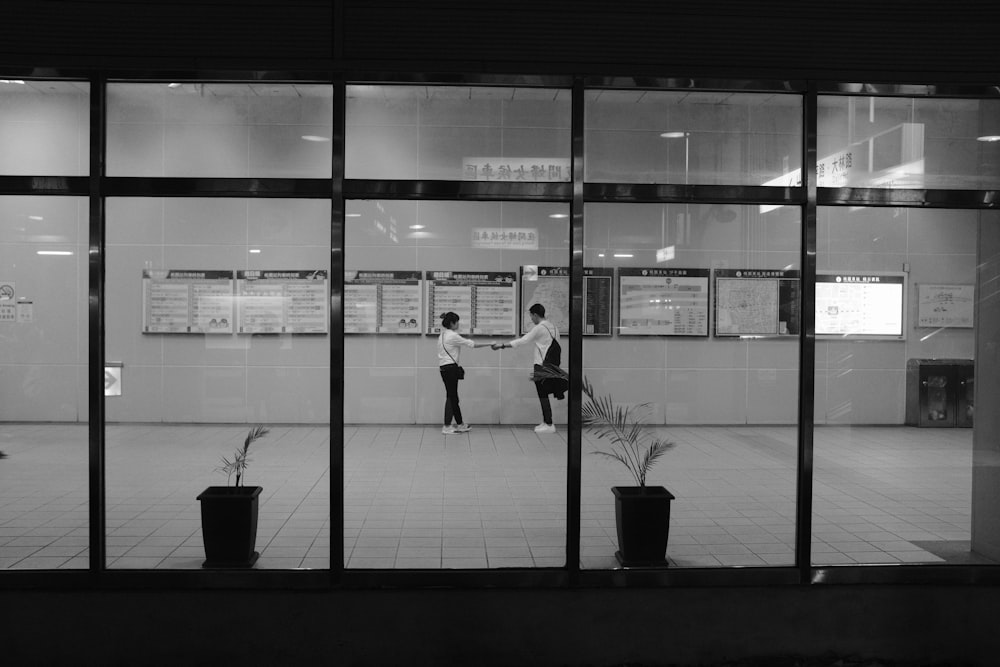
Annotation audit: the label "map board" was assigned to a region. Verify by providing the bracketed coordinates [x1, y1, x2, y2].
[344, 271, 424, 334]
[618, 268, 710, 336]
[714, 269, 801, 337]
[519, 266, 614, 336]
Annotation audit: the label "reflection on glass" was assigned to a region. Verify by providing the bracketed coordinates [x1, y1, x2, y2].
[818, 96, 1000, 189]
[582, 203, 801, 568]
[812, 207, 988, 565]
[0, 80, 89, 175]
[585, 89, 802, 185]
[105, 198, 331, 569]
[346, 85, 571, 180]
[0, 196, 89, 569]
[344, 200, 569, 568]
[107, 83, 333, 178]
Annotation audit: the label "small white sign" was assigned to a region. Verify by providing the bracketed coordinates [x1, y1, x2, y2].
[0, 281, 14, 301]
[105, 363, 123, 397]
[472, 228, 538, 250]
[16, 301, 33, 323]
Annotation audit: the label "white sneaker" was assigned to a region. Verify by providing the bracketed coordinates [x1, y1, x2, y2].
[534, 423, 556, 433]
[453, 423, 471, 433]
[442, 425, 456, 434]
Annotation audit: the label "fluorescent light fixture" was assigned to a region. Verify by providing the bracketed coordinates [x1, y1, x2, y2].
[614, 253, 633, 258]
[0, 79, 26, 85]
[409, 224, 425, 230]
[548, 213, 568, 218]
[597, 253, 605, 258]
[977, 135, 1000, 142]
[249, 249, 261, 254]
[37, 250, 73, 256]
[660, 131, 687, 138]
[345, 213, 361, 218]
[301, 135, 330, 142]
[28, 215, 44, 221]
[167, 83, 183, 88]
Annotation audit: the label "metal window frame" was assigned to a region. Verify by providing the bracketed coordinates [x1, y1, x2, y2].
[1, 70, 999, 591]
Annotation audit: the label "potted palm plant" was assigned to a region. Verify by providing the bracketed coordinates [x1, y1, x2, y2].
[197, 424, 270, 568]
[580, 377, 676, 567]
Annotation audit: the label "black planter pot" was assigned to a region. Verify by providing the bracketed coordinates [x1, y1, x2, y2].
[197, 485, 262, 568]
[612, 485, 675, 567]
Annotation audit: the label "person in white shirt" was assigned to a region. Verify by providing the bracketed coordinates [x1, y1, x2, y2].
[493, 303, 560, 433]
[438, 311, 492, 435]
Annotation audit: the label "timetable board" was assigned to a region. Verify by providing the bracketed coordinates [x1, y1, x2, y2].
[816, 272, 906, 339]
[344, 271, 424, 334]
[618, 268, 710, 336]
[518, 266, 614, 335]
[142, 269, 235, 334]
[714, 269, 800, 337]
[237, 270, 328, 334]
[426, 271, 517, 335]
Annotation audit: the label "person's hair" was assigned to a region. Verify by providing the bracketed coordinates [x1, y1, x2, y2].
[440, 311, 460, 328]
[528, 303, 545, 317]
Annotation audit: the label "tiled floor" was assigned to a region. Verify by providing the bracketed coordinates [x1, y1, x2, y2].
[0, 422, 986, 570]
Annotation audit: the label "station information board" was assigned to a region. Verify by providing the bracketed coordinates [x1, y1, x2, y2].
[714, 269, 800, 337]
[344, 270, 424, 334]
[142, 269, 235, 334]
[518, 266, 615, 336]
[426, 271, 517, 335]
[816, 272, 906, 339]
[237, 270, 328, 334]
[618, 267, 710, 336]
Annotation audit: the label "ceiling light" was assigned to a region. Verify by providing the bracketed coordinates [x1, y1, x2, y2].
[28, 215, 44, 221]
[346, 213, 361, 218]
[549, 213, 568, 219]
[37, 250, 73, 256]
[249, 249, 261, 254]
[660, 131, 688, 138]
[614, 253, 633, 258]
[409, 224, 425, 230]
[167, 83, 183, 89]
[977, 135, 1000, 142]
[0, 80, 25, 85]
[301, 135, 330, 142]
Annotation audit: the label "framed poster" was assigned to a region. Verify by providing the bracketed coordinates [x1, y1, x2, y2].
[714, 269, 800, 337]
[518, 266, 615, 336]
[816, 272, 906, 339]
[344, 270, 424, 334]
[237, 270, 328, 334]
[618, 267, 710, 336]
[142, 269, 235, 334]
[917, 283, 974, 328]
[425, 271, 517, 335]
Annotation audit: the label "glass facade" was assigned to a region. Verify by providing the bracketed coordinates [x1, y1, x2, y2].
[1, 73, 999, 584]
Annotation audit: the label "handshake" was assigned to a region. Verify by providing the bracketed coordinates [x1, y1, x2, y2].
[490, 342, 509, 350]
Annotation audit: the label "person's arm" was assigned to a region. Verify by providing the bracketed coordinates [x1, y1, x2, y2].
[453, 332, 492, 349]
[495, 324, 540, 350]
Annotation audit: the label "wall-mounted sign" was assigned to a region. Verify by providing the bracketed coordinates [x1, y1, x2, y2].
[619, 267, 710, 336]
[426, 271, 517, 335]
[816, 272, 906, 339]
[463, 157, 571, 182]
[141, 270, 235, 334]
[344, 270, 424, 334]
[237, 270, 328, 334]
[471, 228, 538, 250]
[518, 266, 614, 336]
[714, 269, 800, 337]
[104, 362, 123, 397]
[917, 283, 974, 329]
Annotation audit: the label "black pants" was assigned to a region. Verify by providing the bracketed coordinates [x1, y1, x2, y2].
[440, 363, 463, 426]
[533, 364, 553, 425]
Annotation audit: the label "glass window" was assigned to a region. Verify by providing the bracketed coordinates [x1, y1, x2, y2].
[812, 206, 991, 566]
[582, 202, 801, 568]
[818, 96, 1000, 189]
[105, 197, 331, 569]
[107, 83, 333, 178]
[345, 85, 571, 181]
[0, 195, 89, 569]
[0, 80, 89, 175]
[344, 199, 569, 568]
[585, 90, 802, 186]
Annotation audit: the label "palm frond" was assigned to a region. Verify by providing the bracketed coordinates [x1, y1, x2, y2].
[217, 424, 270, 486]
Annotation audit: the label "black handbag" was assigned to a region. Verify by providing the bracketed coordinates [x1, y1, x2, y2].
[455, 366, 465, 380]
